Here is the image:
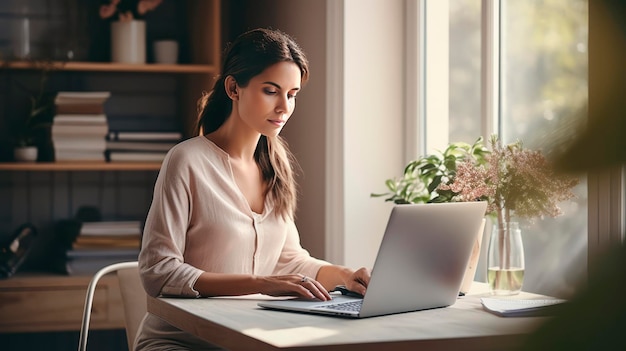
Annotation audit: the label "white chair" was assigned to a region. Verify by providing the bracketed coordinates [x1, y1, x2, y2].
[78, 261, 146, 351]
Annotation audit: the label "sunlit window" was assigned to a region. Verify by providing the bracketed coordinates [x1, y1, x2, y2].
[449, 0, 588, 297]
[449, 0, 481, 144]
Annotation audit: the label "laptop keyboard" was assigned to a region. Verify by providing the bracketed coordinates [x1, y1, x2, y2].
[318, 300, 363, 312]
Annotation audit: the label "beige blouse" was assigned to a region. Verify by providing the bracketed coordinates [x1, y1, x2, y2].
[135, 136, 329, 350]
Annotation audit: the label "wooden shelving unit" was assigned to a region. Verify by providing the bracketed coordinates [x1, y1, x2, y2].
[0, 0, 222, 337]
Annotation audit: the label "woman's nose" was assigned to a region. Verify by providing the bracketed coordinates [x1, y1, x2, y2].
[275, 94, 290, 113]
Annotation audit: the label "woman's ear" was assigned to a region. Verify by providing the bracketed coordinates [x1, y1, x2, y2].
[224, 76, 239, 100]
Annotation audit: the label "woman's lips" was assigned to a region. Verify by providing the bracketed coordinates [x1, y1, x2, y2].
[268, 119, 286, 127]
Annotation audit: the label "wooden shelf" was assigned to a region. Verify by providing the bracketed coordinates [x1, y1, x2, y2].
[0, 162, 161, 171]
[0, 273, 124, 333]
[1, 60, 217, 74]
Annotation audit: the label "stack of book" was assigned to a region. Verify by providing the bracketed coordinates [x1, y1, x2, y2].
[52, 92, 111, 161]
[65, 220, 142, 275]
[106, 131, 182, 162]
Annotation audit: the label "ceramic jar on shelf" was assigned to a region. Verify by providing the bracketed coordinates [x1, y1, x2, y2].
[111, 20, 146, 64]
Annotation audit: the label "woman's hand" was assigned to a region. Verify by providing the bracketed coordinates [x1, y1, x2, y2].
[257, 274, 332, 301]
[316, 265, 371, 297]
[343, 267, 370, 297]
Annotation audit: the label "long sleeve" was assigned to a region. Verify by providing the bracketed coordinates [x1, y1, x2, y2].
[138, 136, 330, 298]
[139, 142, 203, 297]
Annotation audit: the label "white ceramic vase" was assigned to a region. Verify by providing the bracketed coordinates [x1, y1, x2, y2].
[111, 20, 146, 64]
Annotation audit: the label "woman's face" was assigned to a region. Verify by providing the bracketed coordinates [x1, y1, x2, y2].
[234, 61, 302, 137]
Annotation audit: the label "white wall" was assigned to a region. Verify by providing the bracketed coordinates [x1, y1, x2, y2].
[328, 0, 407, 268]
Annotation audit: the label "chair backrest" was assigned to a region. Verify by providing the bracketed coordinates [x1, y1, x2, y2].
[79, 261, 146, 351]
[117, 265, 146, 349]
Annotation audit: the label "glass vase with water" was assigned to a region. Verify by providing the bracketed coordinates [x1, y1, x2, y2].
[487, 222, 525, 295]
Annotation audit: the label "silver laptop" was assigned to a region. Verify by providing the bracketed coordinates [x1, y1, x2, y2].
[258, 201, 487, 318]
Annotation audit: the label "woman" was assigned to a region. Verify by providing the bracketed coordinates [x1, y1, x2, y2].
[135, 28, 370, 350]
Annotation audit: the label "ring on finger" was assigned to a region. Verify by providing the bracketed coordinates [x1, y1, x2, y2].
[299, 275, 309, 283]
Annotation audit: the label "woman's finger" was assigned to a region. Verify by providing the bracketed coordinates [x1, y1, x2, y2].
[297, 274, 331, 301]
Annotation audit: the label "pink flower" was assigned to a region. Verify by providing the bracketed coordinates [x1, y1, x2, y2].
[99, 0, 162, 21]
[440, 135, 579, 224]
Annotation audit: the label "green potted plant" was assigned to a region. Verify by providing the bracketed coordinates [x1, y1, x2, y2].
[371, 137, 490, 294]
[12, 61, 56, 162]
[371, 137, 490, 204]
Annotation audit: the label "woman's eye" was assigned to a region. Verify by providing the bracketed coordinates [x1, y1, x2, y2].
[264, 89, 277, 95]
[288, 94, 296, 99]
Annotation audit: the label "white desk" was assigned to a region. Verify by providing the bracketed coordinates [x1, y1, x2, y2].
[147, 283, 553, 351]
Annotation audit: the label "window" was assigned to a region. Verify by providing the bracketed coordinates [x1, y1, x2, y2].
[327, 0, 621, 290]
[449, 0, 481, 144]
[446, 0, 588, 297]
[499, 0, 588, 297]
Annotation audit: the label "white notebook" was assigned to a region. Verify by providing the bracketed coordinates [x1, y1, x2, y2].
[481, 297, 568, 317]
